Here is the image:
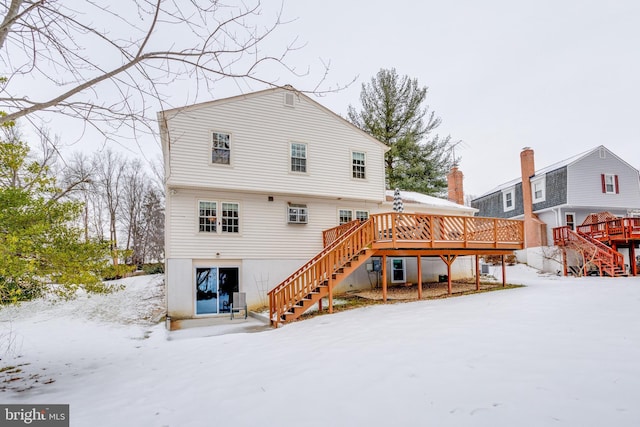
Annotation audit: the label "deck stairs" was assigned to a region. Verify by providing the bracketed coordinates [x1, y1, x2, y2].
[268, 219, 375, 326]
[554, 226, 627, 277]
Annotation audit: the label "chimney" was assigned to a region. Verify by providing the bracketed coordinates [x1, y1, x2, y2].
[447, 166, 464, 205]
[520, 147, 546, 247]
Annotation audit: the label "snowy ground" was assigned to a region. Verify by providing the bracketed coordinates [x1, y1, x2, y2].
[2, 266, 640, 426]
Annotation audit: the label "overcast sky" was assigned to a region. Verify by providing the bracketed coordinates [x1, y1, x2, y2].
[264, 0, 640, 197]
[20, 0, 639, 198]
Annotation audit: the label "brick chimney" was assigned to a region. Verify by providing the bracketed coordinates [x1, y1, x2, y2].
[447, 166, 464, 205]
[520, 147, 546, 247]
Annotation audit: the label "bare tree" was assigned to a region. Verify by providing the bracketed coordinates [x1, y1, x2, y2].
[120, 160, 147, 264]
[92, 150, 126, 262]
[0, 1, 340, 142]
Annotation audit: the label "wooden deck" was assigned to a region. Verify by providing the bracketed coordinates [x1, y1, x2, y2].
[269, 213, 524, 326]
[556, 217, 640, 277]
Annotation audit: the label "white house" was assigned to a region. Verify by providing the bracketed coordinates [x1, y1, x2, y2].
[159, 87, 476, 327]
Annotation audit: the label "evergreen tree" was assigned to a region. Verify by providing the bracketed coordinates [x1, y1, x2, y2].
[347, 68, 458, 195]
[0, 132, 110, 304]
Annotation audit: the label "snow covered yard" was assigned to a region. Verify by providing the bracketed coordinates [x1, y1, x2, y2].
[2, 266, 640, 426]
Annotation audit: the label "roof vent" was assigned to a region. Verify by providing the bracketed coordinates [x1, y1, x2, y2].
[284, 92, 295, 107]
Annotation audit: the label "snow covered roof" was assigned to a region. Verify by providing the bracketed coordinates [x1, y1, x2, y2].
[474, 145, 617, 199]
[384, 189, 477, 214]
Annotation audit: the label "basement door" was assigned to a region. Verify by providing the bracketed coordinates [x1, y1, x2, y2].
[195, 267, 239, 315]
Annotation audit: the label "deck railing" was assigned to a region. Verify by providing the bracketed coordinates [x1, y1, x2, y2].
[576, 217, 640, 242]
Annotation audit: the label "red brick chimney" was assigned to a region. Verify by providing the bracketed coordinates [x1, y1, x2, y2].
[447, 166, 464, 205]
[520, 147, 546, 247]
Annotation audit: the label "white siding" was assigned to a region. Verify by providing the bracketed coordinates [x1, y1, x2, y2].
[163, 89, 387, 202]
[567, 148, 640, 209]
[167, 188, 386, 260]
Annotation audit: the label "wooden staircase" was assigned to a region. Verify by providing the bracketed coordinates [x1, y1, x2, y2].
[268, 219, 375, 326]
[553, 226, 627, 277]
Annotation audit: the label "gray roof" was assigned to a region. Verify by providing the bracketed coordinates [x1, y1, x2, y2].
[474, 145, 611, 199]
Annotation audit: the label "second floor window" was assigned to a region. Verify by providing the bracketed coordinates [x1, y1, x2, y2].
[502, 188, 515, 212]
[212, 132, 230, 165]
[291, 143, 307, 173]
[602, 174, 619, 194]
[352, 151, 366, 179]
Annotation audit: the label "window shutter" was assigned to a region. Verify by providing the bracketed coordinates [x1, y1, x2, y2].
[601, 174, 606, 193]
[615, 175, 620, 194]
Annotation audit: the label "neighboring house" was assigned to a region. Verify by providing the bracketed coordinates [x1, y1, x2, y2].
[159, 87, 479, 328]
[471, 146, 640, 272]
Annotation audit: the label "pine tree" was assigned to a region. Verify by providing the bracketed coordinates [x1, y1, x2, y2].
[347, 68, 458, 195]
[0, 133, 110, 304]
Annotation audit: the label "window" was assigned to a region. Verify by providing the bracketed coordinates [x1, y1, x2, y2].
[339, 209, 353, 225]
[601, 174, 619, 194]
[290, 143, 307, 173]
[391, 258, 406, 283]
[199, 201, 239, 233]
[288, 204, 308, 224]
[355, 210, 370, 221]
[502, 188, 515, 212]
[199, 201, 217, 232]
[531, 177, 545, 203]
[211, 132, 230, 165]
[221, 203, 239, 233]
[565, 213, 575, 230]
[352, 151, 366, 179]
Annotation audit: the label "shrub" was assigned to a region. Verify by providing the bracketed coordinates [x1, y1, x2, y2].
[142, 263, 164, 275]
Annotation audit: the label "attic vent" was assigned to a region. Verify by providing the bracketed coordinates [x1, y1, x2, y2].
[599, 147, 606, 159]
[284, 92, 295, 107]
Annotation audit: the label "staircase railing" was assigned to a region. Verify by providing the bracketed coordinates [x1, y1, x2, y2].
[553, 226, 625, 276]
[268, 218, 376, 325]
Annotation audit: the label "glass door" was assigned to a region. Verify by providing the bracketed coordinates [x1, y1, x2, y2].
[195, 267, 239, 315]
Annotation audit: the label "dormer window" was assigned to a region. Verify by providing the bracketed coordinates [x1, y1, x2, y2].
[502, 188, 515, 212]
[531, 176, 545, 203]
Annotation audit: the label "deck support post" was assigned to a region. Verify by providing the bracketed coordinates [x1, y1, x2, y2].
[475, 255, 480, 291]
[501, 254, 506, 287]
[630, 244, 637, 276]
[382, 254, 388, 302]
[417, 255, 423, 299]
[318, 299, 323, 312]
[439, 254, 458, 295]
[561, 248, 568, 277]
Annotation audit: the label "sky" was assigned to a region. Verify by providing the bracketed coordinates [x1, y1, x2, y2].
[269, 0, 640, 197]
[3, 266, 640, 426]
[8, 0, 640, 198]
